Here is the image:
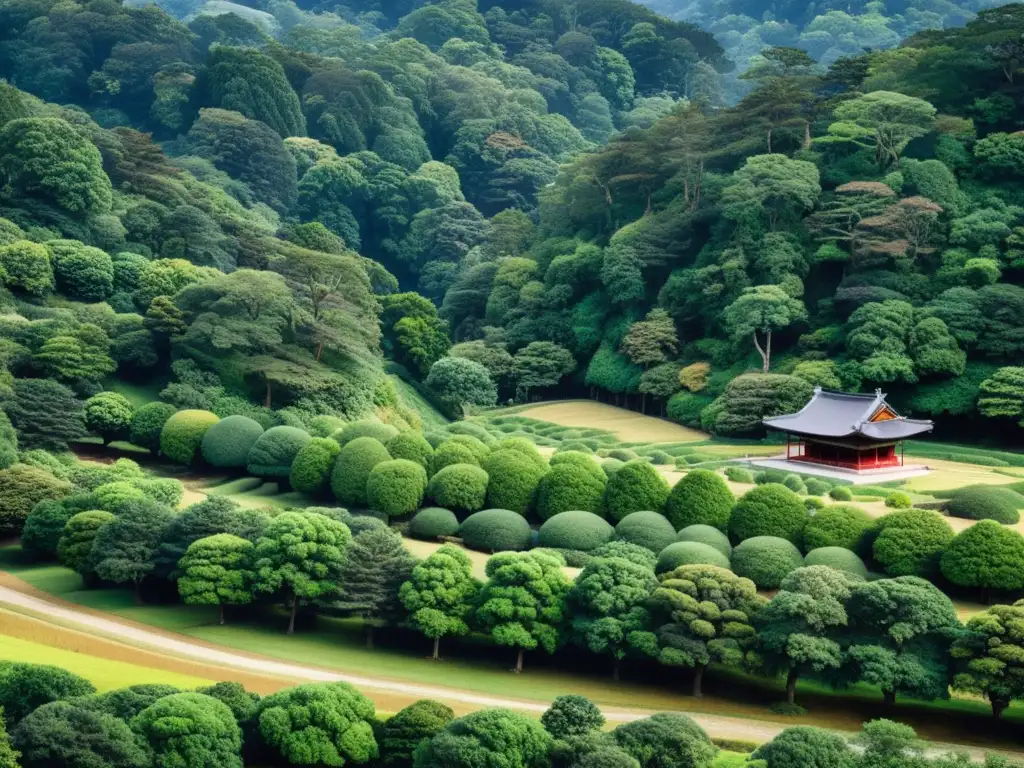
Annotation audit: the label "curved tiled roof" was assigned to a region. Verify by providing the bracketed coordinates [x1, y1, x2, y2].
[763, 387, 933, 440]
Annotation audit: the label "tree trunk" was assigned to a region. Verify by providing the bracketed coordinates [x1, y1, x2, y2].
[315, 342, 323, 362]
[613, 658, 621, 682]
[753, 332, 769, 372]
[883, 689, 897, 706]
[366, 624, 375, 649]
[265, 380, 272, 409]
[765, 329, 772, 371]
[693, 665, 706, 698]
[515, 649, 524, 673]
[432, 636, 440, 661]
[803, 121, 811, 149]
[219, 603, 225, 625]
[287, 594, 298, 635]
[992, 697, 1009, 719]
[766, 126, 773, 154]
[786, 668, 799, 705]
[133, 579, 143, 606]
[641, 393, 646, 414]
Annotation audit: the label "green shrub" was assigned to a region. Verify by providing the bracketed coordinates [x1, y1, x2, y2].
[728, 484, 808, 544]
[591, 540, 658, 568]
[731, 537, 804, 588]
[160, 410, 219, 465]
[309, 415, 346, 438]
[682, 452, 718, 465]
[444, 421, 497, 446]
[58, 510, 115, 576]
[656, 541, 730, 573]
[676, 524, 732, 557]
[129, 402, 177, 453]
[200, 415, 265, 468]
[496, 437, 547, 469]
[90, 481, 146, 511]
[667, 391, 714, 428]
[804, 479, 831, 496]
[872, 509, 954, 577]
[614, 511, 677, 553]
[829, 486, 853, 501]
[804, 547, 868, 578]
[536, 462, 606, 520]
[247, 426, 312, 478]
[432, 441, 480, 473]
[21, 499, 74, 559]
[290, 438, 342, 495]
[647, 450, 674, 465]
[0, 464, 73, 534]
[601, 459, 625, 475]
[538, 511, 615, 552]
[135, 478, 184, 507]
[549, 451, 604, 482]
[367, 459, 428, 517]
[335, 419, 400, 446]
[885, 491, 912, 509]
[460, 508, 532, 552]
[604, 460, 670, 522]
[802, 505, 873, 553]
[663, 469, 734, 531]
[724, 467, 754, 484]
[331, 437, 391, 507]
[754, 470, 788, 485]
[426, 463, 489, 514]
[804, 497, 825, 511]
[386, 432, 434, 469]
[444, 434, 491, 463]
[782, 474, 807, 494]
[608, 449, 639, 462]
[482, 449, 548, 515]
[556, 440, 594, 453]
[940, 520, 1024, 591]
[408, 507, 460, 540]
[946, 486, 1022, 524]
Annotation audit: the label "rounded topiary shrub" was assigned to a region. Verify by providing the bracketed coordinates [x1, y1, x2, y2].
[656, 541, 730, 573]
[335, 419, 400, 446]
[496, 437, 547, 470]
[802, 504, 873, 553]
[731, 536, 804, 588]
[444, 421, 497, 446]
[432, 441, 480, 473]
[538, 511, 615, 552]
[483, 449, 548, 515]
[426, 463, 489, 514]
[603, 460, 670, 522]
[367, 459, 428, 517]
[21, 499, 74, 560]
[136, 478, 184, 507]
[460, 508, 532, 552]
[782, 474, 807, 494]
[804, 497, 825, 511]
[160, 410, 219, 465]
[247, 426, 312, 478]
[614, 511, 677, 554]
[728, 483, 808, 544]
[92, 481, 147, 511]
[290, 437, 341, 495]
[129, 402, 177, 453]
[804, 547, 868, 579]
[549, 451, 604, 482]
[676, 524, 732, 557]
[408, 507, 460, 540]
[946, 486, 1022, 524]
[872, 508, 954, 577]
[536, 462, 606, 520]
[663, 469, 734, 531]
[724, 467, 754, 484]
[885, 491, 912, 509]
[804, 479, 831, 496]
[829, 486, 853, 501]
[601, 459, 624, 475]
[386, 432, 434, 469]
[331, 436, 391, 507]
[200, 415, 265, 468]
[444, 434, 491, 463]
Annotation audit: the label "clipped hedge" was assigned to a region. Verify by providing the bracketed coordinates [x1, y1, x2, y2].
[309, 415, 346, 438]
[460, 508, 532, 552]
[334, 419, 400, 446]
[872, 508, 954, 578]
[603, 460, 670, 522]
[483, 449, 548, 515]
[290, 438, 342, 495]
[663, 469, 734, 531]
[367, 459, 428, 517]
[804, 547, 868, 579]
[247, 426, 312, 478]
[724, 467, 754, 484]
[200, 415, 265, 468]
[676, 524, 732, 557]
[21, 499, 74, 559]
[538, 510, 615, 552]
[57, 509, 115, 576]
[431, 441, 480, 473]
[782, 474, 807, 494]
[386, 432, 434, 469]
[731, 536, 804, 588]
[91, 481, 147, 511]
[829, 486, 853, 501]
[728, 484, 807, 544]
[946, 486, 1022, 524]
[614, 511, 678, 554]
[331, 437, 391, 507]
[802, 505, 873, 553]
[496, 437, 547, 470]
[160, 410, 220, 465]
[656, 541, 730, 573]
[549, 451, 605, 482]
[426, 463, 489, 514]
[136, 478, 184, 507]
[804, 479, 831, 496]
[129, 402, 177, 453]
[536, 462, 606, 520]
[885, 491, 912, 509]
[590, 540, 658, 568]
[444, 434, 492, 463]
[408, 507, 460, 540]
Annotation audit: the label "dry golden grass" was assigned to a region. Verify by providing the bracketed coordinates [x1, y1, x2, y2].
[903, 459, 1023, 492]
[519, 401, 707, 443]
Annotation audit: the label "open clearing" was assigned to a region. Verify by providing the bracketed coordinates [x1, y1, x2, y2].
[518, 400, 708, 443]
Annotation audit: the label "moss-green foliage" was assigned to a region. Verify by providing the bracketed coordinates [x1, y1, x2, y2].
[614, 511, 677, 553]
[676, 524, 732, 557]
[804, 497, 825, 511]
[367, 459, 428, 517]
[247, 426, 312, 478]
[200, 415, 265, 468]
[548, 451, 604, 482]
[802, 505, 873, 553]
[408, 507, 461, 540]
[872, 508, 954, 577]
[58, 509, 115, 575]
[290, 438, 342, 495]
[330, 436, 391, 507]
[482, 449, 548, 515]
[444, 434, 491, 463]
[663, 469, 734, 531]
[591, 540, 658, 568]
[129, 402, 177, 453]
[309, 415, 346, 438]
[884, 491, 912, 509]
[603, 460, 670, 522]
[0, 464, 73, 534]
[496, 437, 547, 470]
[804, 547, 868, 578]
[432, 441, 480, 473]
[445, 421, 497, 447]
[731, 536, 804, 588]
[426, 463, 489, 514]
[538, 511, 615, 551]
[728, 484, 807, 544]
[940, 520, 1024, 591]
[804, 479, 831, 496]
[724, 467, 754, 484]
[829, 486, 853, 501]
[460, 508, 533, 552]
[91, 481, 146, 511]
[335, 420, 400, 446]
[135, 478, 184, 507]
[536, 462, 607, 520]
[945, 486, 1022, 524]
[386, 432, 434, 469]
[656, 541, 731, 573]
[160, 410, 220, 466]
[782, 474, 807, 494]
[21, 499, 74, 559]
[601, 458, 625, 475]
[667, 391, 715, 428]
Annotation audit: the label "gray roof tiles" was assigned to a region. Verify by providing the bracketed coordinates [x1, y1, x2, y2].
[762, 387, 933, 441]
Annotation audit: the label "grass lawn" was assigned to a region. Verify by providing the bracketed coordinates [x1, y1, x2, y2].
[101, 377, 166, 409]
[0, 633, 210, 691]
[389, 374, 449, 430]
[516, 400, 707, 443]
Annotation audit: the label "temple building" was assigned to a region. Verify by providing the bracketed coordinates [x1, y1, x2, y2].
[763, 388, 933, 472]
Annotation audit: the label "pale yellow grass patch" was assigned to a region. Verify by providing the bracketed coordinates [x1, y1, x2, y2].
[902, 458, 1022, 492]
[519, 401, 707, 443]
